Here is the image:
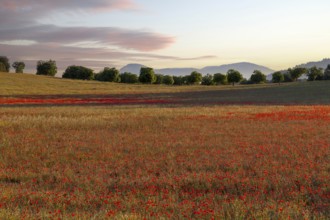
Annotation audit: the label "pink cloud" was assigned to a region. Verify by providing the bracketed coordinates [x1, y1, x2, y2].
[0, 25, 175, 52]
[1, 0, 138, 12]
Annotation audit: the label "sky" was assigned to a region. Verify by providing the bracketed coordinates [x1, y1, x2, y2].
[1, 0, 330, 73]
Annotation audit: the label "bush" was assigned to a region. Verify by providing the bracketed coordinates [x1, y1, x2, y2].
[0, 56, 10, 72]
[227, 69, 243, 86]
[163, 75, 174, 85]
[154, 74, 164, 84]
[139, 67, 156, 84]
[62, 65, 94, 80]
[0, 62, 6, 72]
[120, 72, 139, 84]
[213, 73, 227, 85]
[95, 67, 120, 82]
[12, 61, 25, 73]
[307, 66, 323, 81]
[324, 65, 330, 80]
[250, 70, 266, 84]
[188, 71, 202, 85]
[173, 76, 184, 85]
[36, 60, 57, 76]
[201, 74, 214, 85]
[272, 71, 284, 84]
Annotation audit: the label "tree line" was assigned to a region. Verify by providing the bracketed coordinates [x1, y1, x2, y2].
[1, 56, 330, 85]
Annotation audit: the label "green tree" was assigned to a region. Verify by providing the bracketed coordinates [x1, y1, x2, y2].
[213, 73, 227, 85]
[0, 62, 6, 72]
[283, 73, 293, 82]
[288, 67, 307, 81]
[272, 71, 284, 84]
[0, 56, 10, 72]
[120, 72, 139, 84]
[62, 65, 94, 80]
[323, 64, 330, 80]
[139, 67, 156, 84]
[250, 70, 266, 84]
[154, 74, 164, 84]
[201, 74, 214, 85]
[36, 60, 57, 76]
[173, 76, 183, 85]
[188, 71, 202, 85]
[163, 75, 174, 85]
[307, 66, 323, 81]
[95, 67, 120, 82]
[227, 69, 243, 86]
[12, 61, 25, 73]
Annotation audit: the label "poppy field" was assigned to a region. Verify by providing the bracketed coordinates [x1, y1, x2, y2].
[0, 104, 329, 219]
[0, 73, 329, 219]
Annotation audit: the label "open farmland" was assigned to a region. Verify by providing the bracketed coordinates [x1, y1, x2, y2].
[0, 72, 329, 219]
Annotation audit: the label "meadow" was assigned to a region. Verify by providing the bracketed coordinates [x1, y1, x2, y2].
[0, 72, 329, 219]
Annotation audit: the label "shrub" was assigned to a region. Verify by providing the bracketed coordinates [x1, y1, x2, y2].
[227, 69, 243, 86]
[12, 61, 25, 73]
[120, 72, 139, 84]
[95, 67, 120, 82]
[201, 74, 214, 85]
[163, 75, 174, 85]
[139, 67, 156, 84]
[36, 60, 57, 76]
[213, 73, 227, 85]
[0, 56, 10, 72]
[62, 65, 94, 80]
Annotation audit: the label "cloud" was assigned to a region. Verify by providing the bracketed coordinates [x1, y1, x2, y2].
[0, 43, 216, 73]
[0, 0, 174, 52]
[0, 25, 175, 52]
[0, 0, 214, 72]
[1, 0, 138, 12]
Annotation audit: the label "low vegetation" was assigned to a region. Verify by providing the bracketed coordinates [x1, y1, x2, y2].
[0, 62, 329, 219]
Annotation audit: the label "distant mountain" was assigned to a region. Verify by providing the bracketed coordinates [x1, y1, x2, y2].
[296, 58, 330, 69]
[200, 62, 274, 79]
[120, 62, 275, 79]
[120, 63, 146, 74]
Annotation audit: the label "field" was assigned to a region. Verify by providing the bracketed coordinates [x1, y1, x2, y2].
[0, 72, 329, 219]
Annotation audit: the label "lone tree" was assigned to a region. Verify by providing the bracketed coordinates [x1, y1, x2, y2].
[288, 67, 307, 81]
[272, 71, 284, 84]
[250, 70, 266, 84]
[213, 73, 227, 85]
[201, 74, 214, 85]
[62, 65, 94, 80]
[188, 71, 202, 85]
[323, 64, 330, 80]
[139, 67, 156, 84]
[12, 61, 25, 73]
[163, 75, 174, 85]
[95, 67, 120, 82]
[227, 69, 243, 86]
[36, 60, 57, 76]
[0, 56, 10, 72]
[120, 72, 139, 84]
[307, 66, 323, 81]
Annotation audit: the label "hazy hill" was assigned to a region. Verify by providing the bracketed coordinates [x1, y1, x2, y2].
[200, 62, 274, 78]
[120, 62, 275, 78]
[296, 58, 330, 69]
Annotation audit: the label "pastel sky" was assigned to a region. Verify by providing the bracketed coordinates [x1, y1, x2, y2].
[1, 0, 330, 72]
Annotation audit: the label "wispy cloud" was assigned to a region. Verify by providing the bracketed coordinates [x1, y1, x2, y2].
[1, 0, 138, 12]
[0, 43, 216, 73]
[0, 0, 216, 72]
[0, 25, 175, 52]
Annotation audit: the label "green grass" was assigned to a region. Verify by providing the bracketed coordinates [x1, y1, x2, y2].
[0, 72, 329, 105]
